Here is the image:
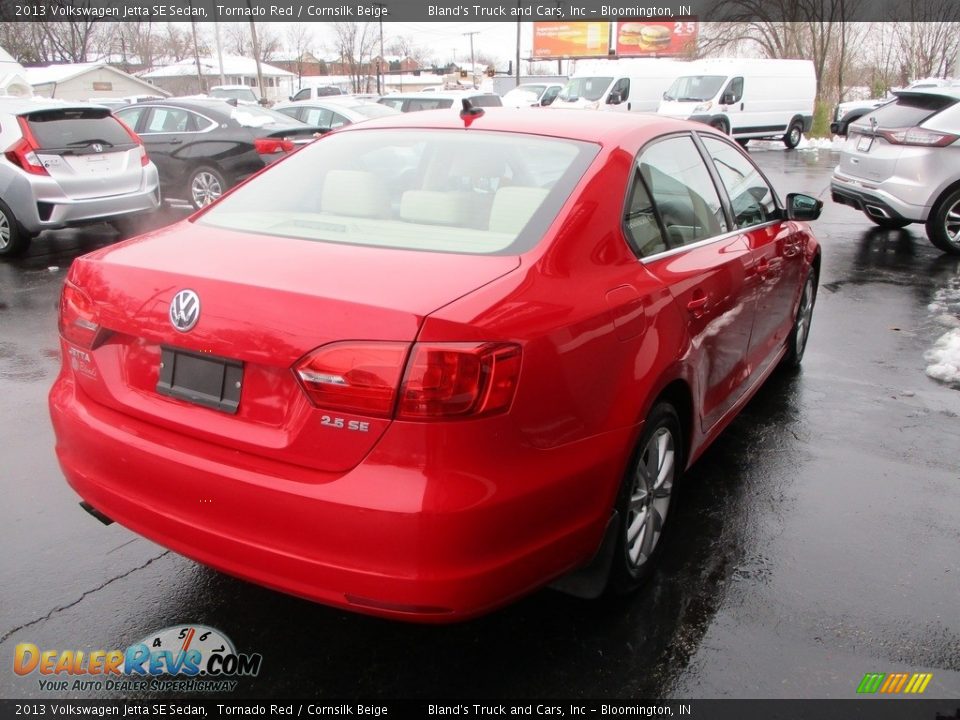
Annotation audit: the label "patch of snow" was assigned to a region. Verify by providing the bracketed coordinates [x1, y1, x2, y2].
[230, 109, 274, 128]
[924, 274, 960, 386]
[925, 328, 960, 385]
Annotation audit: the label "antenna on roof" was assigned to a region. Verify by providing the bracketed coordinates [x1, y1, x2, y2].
[460, 98, 484, 127]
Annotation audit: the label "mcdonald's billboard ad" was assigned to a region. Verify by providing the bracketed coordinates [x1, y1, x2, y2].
[615, 21, 699, 57]
[532, 22, 611, 58]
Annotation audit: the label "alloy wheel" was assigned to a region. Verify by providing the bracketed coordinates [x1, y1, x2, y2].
[626, 426, 675, 568]
[0, 210, 9, 251]
[795, 276, 815, 358]
[191, 171, 223, 208]
[944, 197, 960, 246]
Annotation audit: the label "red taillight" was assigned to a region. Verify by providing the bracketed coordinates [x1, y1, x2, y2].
[398, 343, 521, 420]
[294, 341, 522, 420]
[5, 117, 47, 175]
[878, 127, 959, 147]
[295, 342, 409, 418]
[58, 281, 104, 349]
[114, 116, 150, 166]
[254, 137, 295, 155]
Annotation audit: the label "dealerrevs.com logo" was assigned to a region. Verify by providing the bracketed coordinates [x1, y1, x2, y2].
[14, 625, 262, 693]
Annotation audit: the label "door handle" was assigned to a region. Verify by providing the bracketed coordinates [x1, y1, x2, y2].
[687, 294, 708, 318]
[740, 102, 744, 111]
[170, 138, 183, 145]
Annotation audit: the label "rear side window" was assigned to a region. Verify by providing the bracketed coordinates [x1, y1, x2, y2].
[623, 171, 667, 258]
[863, 94, 957, 129]
[198, 129, 599, 256]
[638, 136, 728, 248]
[25, 108, 132, 149]
[144, 108, 192, 133]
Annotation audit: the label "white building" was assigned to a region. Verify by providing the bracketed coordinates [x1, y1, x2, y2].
[25, 63, 166, 101]
[0, 47, 33, 97]
[141, 55, 295, 103]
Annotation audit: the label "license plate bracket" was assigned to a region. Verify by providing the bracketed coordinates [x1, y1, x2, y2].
[157, 347, 242, 414]
[857, 134, 874, 153]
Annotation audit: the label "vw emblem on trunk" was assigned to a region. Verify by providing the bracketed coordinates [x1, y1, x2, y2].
[92, 143, 103, 153]
[169, 290, 200, 332]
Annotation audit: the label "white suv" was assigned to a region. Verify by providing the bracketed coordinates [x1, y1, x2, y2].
[0, 99, 160, 256]
[831, 87, 960, 254]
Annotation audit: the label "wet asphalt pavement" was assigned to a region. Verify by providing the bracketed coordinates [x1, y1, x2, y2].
[1, 147, 959, 701]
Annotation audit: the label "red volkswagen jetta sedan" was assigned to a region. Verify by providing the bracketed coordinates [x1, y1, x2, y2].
[50, 109, 821, 621]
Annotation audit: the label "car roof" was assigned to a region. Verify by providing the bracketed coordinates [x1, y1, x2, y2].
[0, 98, 112, 115]
[125, 98, 235, 114]
[338, 106, 710, 145]
[383, 91, 500, 100]
[892, 87, 960, 100]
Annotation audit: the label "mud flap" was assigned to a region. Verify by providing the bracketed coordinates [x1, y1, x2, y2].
[548, 511, 619, 599]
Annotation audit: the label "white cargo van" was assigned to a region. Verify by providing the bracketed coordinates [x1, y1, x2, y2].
[657, 59, 816, 147]
[551, 59, 688, 113]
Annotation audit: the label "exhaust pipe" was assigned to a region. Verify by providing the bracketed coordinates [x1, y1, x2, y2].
[865, 205, 891, 219]
[79, 501, 114, 526]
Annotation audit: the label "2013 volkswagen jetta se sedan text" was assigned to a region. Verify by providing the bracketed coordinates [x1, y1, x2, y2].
[49, 108, 822, 621]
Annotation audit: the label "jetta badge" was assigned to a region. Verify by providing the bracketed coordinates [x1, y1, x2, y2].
[169, 290, 200, 332]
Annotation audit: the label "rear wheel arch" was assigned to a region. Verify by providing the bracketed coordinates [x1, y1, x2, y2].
[638, 378, 694, 474]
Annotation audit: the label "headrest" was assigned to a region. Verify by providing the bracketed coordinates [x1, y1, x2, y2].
[488, 187, 550, 235]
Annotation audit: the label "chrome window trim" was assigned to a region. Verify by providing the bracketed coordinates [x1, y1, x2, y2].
[639, 219, 780, 265]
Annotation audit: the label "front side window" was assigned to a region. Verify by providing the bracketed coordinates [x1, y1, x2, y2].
[702, 137, 776, 229]
[609, 78, 631, 102]
[638, 135, 728, 247]
[724, 77, 744, 103]
[198, 129, 599, 256]
[664, 75, 727, 102]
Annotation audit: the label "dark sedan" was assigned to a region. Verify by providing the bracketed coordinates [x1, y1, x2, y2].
[115, 99, 318, 209]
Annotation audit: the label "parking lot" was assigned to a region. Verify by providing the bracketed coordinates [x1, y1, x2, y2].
[1, 146, 959, 700]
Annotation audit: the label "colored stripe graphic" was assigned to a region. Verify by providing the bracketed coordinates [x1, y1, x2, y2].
[857, 673, 885, 693]
[857, 672, 933, 694]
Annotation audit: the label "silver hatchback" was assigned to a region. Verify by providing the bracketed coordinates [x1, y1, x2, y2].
[0, 99, 160, 256]
[831, 88, 960, 255]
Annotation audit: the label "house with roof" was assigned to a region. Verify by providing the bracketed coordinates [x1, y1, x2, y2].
[24, 62, 167, 101]
[0, 47, 32, 97]
[140, 55, 295, 103]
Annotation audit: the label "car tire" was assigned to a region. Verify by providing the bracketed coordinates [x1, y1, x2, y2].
[188, 166, 228, 210]
[0, 198, 31, 257]
[783, 120, 803, 149]
[736, 138, 750, 148]
[782, 269, 818, 369]
[925, 187, 960, 255]
[607, 402, 683, 595]
[865, 214, 911, 230]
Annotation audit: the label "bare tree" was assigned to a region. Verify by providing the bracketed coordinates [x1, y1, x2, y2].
[286, 23, 315, 83]
[330, 22, 378, 92]
[893, 3, 960, 80]
[385, 35, 433, 67]
[223, 21, 280, 63]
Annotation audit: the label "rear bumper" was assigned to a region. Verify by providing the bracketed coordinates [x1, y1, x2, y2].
[49, 371, 633, 622]
[4, 163, 161, 233]
[831, 170, 929, 223]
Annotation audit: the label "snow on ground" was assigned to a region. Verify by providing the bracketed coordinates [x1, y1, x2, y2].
[747, 136, 843, 152]
[924, 274, 960, 386]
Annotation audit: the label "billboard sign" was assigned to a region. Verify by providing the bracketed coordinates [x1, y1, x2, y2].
[533, 22, 611, 59]
[615, 21, 699, 57]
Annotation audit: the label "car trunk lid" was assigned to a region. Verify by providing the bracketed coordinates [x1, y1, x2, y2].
[66, 222, 520, 473]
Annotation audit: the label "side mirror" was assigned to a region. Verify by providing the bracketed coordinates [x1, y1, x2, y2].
[785, 193, 822, 221]
[288, 95, 293, 101]
[721, 93, 735, 105]
[607, 91, 622, 105]
[662, 91, 669, 100]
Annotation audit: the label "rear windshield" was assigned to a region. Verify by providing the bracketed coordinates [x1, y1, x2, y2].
[198, 128, 599, 255]
[26, 108, 132, 150]
[858, 93, 957, 129]
[664, 75, 727, 102]
[351, 103, 399, 119]
[470, 95, 503, 108]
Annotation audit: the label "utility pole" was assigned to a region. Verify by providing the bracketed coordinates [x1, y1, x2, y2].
[188, 0, 203, 93]
[515, 15, 521, 88]
[249, 19, 265, 103]
[463, 30, 479, 89]
[213, 20, 225, 86]
[374, 3, 386, 95]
